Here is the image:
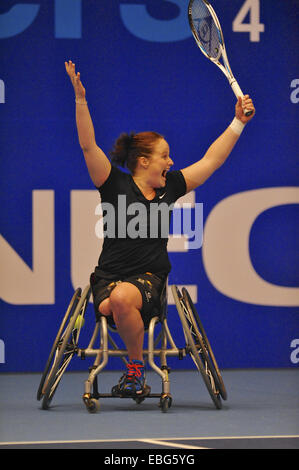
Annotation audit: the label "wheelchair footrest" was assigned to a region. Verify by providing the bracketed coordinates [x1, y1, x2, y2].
[111, 384, 151, 398]
[94, 390, 166, 400]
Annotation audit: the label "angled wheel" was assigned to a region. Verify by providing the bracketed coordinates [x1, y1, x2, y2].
[182, 287, 227, 401]
[37, 285, 91, 409]
[171, 285, 226, 409]
[36, 288, 81, 401]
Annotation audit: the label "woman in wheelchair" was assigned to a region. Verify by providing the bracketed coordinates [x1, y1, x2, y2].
[65, 60, 255, 398]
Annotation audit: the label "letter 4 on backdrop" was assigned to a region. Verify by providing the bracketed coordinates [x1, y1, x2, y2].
[0, 0, 298, 371]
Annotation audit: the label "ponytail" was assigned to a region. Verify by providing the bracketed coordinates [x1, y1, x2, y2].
[110, 132, 135, 169]
[110, 131, 163, 173]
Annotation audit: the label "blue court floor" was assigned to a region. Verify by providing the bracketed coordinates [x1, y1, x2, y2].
[0, 368, 298, 449]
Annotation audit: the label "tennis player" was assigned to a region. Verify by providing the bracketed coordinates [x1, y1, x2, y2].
[65, 60, 255, 397]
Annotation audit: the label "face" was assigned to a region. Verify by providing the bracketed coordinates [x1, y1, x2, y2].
[145, 139, 174, 188]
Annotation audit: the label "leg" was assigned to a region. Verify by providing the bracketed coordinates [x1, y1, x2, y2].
[99, 283, 148, 396]
[99, 282, 144, 361]
[95, 274, 164, 397]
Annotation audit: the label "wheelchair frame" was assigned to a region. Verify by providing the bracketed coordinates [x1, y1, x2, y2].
[37, 283, 227, 413]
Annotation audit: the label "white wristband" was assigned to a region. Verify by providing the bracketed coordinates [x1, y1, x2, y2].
[229, 117, 245, 136]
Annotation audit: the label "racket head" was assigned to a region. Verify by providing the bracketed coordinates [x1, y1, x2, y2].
[188, 0, 253, 112]
[188, 0, 224, 61]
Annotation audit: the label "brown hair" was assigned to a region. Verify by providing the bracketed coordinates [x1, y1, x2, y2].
[110, 131, 164, 173]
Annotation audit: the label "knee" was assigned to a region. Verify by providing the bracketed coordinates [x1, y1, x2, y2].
[98, 297, 112, 316]
[109, 286, 130, 314]
[109, 283, 142, 315]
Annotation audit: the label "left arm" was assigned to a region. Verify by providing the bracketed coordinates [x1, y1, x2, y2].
[181, 95, 255, 192]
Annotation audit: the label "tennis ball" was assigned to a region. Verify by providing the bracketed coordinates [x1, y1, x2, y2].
[74, 315, 85, 330]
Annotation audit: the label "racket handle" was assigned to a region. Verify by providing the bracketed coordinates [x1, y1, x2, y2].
[230, 79, 253, 117]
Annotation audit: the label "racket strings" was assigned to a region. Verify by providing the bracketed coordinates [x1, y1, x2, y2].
[190, 0, 221, 59]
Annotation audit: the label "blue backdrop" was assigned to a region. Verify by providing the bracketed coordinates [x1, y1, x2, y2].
[0, 0, 298, 372]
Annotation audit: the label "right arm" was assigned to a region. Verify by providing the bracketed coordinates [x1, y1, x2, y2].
[65, 60, 111, 187]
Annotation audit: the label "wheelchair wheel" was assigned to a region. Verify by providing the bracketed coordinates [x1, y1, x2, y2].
[182, 287, 227, 401]
[36, 288, 81, 401]
[171, 285, 225, 409]
[37, 285, 91, 410]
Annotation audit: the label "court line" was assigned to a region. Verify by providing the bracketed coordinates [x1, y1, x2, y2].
[0, 438, 146, 446]
[158, 435, 299, 441]
[0, 435, 298, 446]
[139, 439, 209, 449]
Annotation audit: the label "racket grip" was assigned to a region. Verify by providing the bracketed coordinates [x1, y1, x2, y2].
[230, 80, 253, 117]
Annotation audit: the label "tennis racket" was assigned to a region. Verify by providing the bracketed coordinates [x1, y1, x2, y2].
[188, 0, 253, 116]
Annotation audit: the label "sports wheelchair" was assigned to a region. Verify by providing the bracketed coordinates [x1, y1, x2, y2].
[37, 282, 227, 413]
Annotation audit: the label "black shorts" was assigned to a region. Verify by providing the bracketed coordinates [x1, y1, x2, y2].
[90, 272, 166, 329]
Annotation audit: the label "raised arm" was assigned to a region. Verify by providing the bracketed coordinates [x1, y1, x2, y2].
[65, 60, 111, 187]
[181, 95, 255, 192]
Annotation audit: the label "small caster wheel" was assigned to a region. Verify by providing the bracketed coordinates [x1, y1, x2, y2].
[83, 395, 100, 414]
[87, 398, 100, 413]
[159, 395, 172, 413]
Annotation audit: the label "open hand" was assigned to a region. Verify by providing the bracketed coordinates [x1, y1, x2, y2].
[65, 60, 86, 100]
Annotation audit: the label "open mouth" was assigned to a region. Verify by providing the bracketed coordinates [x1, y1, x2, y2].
[161, 169, 167, 178]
